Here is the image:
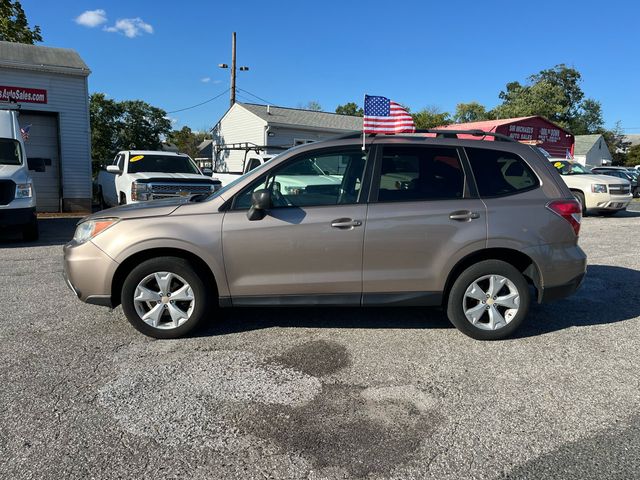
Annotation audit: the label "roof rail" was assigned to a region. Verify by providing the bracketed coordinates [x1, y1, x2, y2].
[332, 129, 516, 142]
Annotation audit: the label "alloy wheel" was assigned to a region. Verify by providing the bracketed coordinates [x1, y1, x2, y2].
[133, 271, 195, 330]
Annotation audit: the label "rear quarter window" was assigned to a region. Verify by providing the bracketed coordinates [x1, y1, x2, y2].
[465, 147, 539, 197]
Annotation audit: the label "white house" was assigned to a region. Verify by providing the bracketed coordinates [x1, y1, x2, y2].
[573, 134, 612, 167]
[209, 103, 362, 173]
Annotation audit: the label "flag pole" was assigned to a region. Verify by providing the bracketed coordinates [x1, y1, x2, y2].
[362, 94, 366, 151]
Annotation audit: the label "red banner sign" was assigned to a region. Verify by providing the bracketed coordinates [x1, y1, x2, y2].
[0, 85, 47, 104]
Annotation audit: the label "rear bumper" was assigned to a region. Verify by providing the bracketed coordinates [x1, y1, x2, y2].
[0, 207, 36, 227]
[540, 272, 585, 303]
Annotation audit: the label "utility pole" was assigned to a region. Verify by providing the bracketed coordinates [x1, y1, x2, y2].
[230, 32, 236, 107]
[219, 32, 249, 109]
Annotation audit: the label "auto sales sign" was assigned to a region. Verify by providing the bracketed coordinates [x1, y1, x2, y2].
[0, 85, 47, 104]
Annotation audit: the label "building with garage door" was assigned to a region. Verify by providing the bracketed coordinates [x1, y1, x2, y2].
[0, 41, 91, 212]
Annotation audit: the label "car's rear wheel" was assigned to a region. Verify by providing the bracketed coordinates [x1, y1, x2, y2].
[121, 257, 211, 339]
[447, 260, 530, 340]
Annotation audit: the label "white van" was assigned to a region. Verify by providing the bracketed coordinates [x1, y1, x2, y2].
[0, 108, 40, 240]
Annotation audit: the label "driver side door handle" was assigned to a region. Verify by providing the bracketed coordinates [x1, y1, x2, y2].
[449, 210, 480, 221]
[331, 218, 363, 229]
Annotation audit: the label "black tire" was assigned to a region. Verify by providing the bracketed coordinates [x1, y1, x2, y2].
[98, 188, 108, 210]
[121, 257, 212, 339]
[573, 191, 586, 216]
[446, 260, 530, 340]
[599, 210, 618, 217]
[22, 218, 39, 242]
[119, 192, 127, 205]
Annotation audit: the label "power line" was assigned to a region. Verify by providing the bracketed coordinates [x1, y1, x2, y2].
[166, 88, 230, 113]
[237, 88, 275, 106]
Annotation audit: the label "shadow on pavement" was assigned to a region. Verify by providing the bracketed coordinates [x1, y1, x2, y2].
[0, 217, 79, 248]
[503, 416, 640, 479]
[205, 264, 639, 338]
[516, 264, 640, 338]
[204, 306, 453, 336]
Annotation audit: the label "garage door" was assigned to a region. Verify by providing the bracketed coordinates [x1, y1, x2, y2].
[19, 113, 60, 212]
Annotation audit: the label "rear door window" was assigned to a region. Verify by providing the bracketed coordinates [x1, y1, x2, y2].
[465, 148, 539, 197]
[376, 146, 464, 202]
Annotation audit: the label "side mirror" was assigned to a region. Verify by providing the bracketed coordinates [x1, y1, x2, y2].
[106, 165, 122, 175]
[247, 189, 271, 221]
[27, 157, 46, 172]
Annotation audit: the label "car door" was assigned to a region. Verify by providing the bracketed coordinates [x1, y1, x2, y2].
[221, 147, 370, 304]
[362, 144, 487, 304]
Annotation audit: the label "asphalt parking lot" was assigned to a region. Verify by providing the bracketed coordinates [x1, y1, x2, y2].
[1, 205, 640, 480]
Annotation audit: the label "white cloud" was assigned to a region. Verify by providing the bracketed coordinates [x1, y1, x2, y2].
[75, 9, 107, 28]
[104, 18, 153, 38]
[164, 116, 178, 125]
[201, 77, 211, 83]
[213, 79, 223, 85]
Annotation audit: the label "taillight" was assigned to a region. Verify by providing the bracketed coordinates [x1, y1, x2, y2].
[546, 200, 582, 236]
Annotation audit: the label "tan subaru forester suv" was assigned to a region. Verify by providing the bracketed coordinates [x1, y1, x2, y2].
[64, 130, 587, 340]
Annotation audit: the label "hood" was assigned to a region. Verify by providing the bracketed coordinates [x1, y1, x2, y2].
[129, 172, 214, 182]
[559, 173, 629, 185]
[0, 163, 31, 183]
[83, 197, 191, 222]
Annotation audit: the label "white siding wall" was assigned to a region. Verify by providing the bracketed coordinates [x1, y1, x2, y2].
[267, 126, 346, 153]
[0, 67, 91, 207]
[211, 104, 266, 173]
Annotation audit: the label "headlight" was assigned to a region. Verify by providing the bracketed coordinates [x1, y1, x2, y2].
[73, 218, 119, 245]
[131, 182, 151, 201]
[15, 183, 33, 198]
[591, 184, 607, 193]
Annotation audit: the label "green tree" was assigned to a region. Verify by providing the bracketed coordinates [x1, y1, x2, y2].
[118, 100, 172, 152]
[89, 93, 172, 173]
[493, 64, 604, 134]
[167, 126, 212, 158]
[335, 102, 363, 117]
[601, 121, 631, 166]
[453, 102, 493, 123]
[626, 144, 640, 167]
[0, 0, 42, 44]
[89, 93, 124, 170]
[411, 106, 451, 129]
[302, 100, 323, 111]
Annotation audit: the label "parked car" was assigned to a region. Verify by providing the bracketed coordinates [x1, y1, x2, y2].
[64, 131, 587, 341]
[591, 166, 639, 198]
[0, 108, 41, 240]
[95, 150, 221, 208]
[550, 160, 632, 215]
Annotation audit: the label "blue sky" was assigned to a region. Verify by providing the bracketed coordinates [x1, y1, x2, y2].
[21, 0, 640, 132]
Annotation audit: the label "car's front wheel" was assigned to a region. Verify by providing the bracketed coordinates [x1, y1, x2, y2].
[447, 260, 530, 340]
[121, 257, 211, 338]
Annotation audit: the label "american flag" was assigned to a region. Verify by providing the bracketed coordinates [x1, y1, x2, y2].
[363, 95, 415, 134]
[20, 124, 31, 141]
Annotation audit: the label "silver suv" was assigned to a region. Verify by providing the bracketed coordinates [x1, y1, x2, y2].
[64, 130, 587, 340]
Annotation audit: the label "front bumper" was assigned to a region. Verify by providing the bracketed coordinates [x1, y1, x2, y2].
[0, 207, 36, 228]
[587, 193, 632, 212]
[63, 239, 119, 307]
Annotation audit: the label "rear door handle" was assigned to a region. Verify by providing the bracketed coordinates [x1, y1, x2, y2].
[449, 210, 480, 221]
[331, 218, 363, 229]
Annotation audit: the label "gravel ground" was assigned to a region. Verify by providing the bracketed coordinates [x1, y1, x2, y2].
[1, 205, 639, 479]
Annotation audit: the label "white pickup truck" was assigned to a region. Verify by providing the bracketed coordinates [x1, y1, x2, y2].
[96, 150, 221, 208]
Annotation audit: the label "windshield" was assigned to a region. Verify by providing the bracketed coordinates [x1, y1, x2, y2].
[552, 160, 591, 175]
[127, 154, 200, 174]
[0, 138, 22, 166]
